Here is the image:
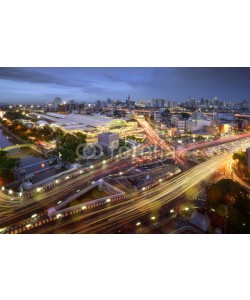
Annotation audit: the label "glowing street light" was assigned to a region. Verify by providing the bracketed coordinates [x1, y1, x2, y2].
[9, 190, 13, 195]
[56, 214, 62, 219]
[36, 187, 42, 193]
[106, 198, 111, 203]
[170, 209, 174, 213]
[31, 214, 37, 219]
[136, 222, 141, 226]
[184, 207, 189, 211]
[151, 216, 156, 220]
[82, 206, 87, 210]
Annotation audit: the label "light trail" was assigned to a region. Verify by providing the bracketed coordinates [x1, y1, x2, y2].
[226, 159, 250, 191]
[3, 116, 250, 233]
[27, 150, 239, 233]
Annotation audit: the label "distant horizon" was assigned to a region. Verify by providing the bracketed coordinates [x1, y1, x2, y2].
[0, 96, 247, 106]
[0, 67, 250, 103]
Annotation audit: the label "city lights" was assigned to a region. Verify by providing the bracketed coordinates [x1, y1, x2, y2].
[1, 67, 250, 235]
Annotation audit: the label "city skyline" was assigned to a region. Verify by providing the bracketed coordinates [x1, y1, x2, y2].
[1, 67, 250, 103]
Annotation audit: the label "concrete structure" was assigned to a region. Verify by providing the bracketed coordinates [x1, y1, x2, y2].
[98, 132, 119, 154]
[47, 179, 125, 217]
[186, 118, 211, 132]
[171, 115, 186, 134]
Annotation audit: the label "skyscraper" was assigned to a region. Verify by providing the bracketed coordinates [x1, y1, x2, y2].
[53, 97, 62, 109]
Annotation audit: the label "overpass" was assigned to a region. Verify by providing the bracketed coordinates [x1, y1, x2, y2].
[1, 144, 33, 151]
[0, 143, 44, 155]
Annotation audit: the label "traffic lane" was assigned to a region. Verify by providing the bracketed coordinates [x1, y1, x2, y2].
[25, 153, 230, 234]
[0, 157, 138, 227]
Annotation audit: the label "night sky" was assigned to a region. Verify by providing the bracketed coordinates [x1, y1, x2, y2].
[0, 67, 250, 103]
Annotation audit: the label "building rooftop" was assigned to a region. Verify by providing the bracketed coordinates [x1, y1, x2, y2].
[39, 113, 114, 128]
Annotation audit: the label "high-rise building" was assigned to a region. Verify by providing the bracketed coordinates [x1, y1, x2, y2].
[166, 100, 177, 108]
[126, 94, 131, 106]
[152, 98, 165, 108]
[53, 97, 62, 109]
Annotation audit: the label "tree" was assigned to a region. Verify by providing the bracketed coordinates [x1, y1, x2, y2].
[57, 132, 86, 152]
[0, 150, 20, 181]
[206, 179, 250, 233]
[232, 151, 246, 165]
[119, 139, 126, 147]
[60, 148, 76, 164]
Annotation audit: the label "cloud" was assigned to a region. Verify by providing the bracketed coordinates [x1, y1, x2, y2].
[1, 67, 250, 102]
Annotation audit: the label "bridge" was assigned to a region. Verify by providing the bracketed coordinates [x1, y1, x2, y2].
[0, 144, 33, 151]
[1, 143, 44, 155]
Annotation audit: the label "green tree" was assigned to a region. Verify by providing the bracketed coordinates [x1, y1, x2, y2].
[206, 179, 250, 233]
[60, 148, 76, 164]
[119, 139, 126, 147]
[232, 151, 246, 165]
[0, 150, 20, 181]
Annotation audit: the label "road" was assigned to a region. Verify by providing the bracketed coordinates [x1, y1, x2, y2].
[2, 117, 250, 233]
[226, 158, 250, 191]
[26, 144, 250, 234]
[176, 132, 250, 164]
[0, 141, 166, 227]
